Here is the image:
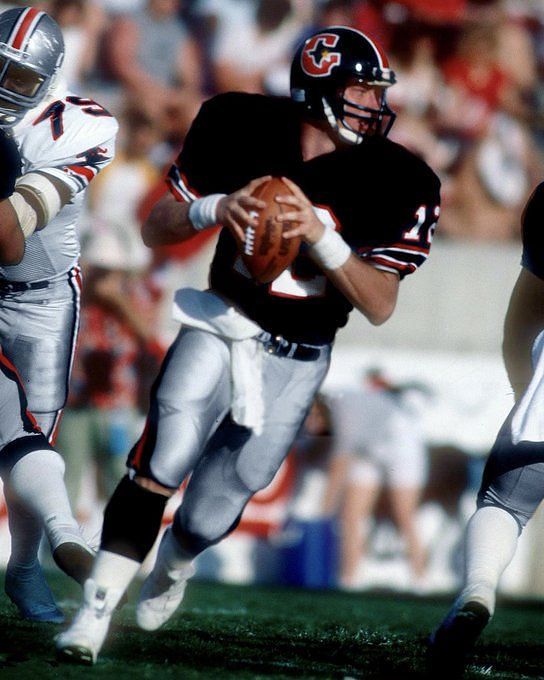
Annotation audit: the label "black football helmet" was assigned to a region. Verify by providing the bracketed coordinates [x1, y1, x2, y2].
[290, 26, 396, 144]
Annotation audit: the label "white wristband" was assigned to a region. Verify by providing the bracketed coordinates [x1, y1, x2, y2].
[309, 228, 351, 270]
[188, 193, 226, 231]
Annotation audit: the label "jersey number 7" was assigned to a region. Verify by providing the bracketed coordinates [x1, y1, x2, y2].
[33, 96, 113, 141]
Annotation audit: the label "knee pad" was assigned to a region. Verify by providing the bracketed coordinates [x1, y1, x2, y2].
[0, 434, 55, 478]
[477, 496, 525, 533]
[101, 476, 168, 562]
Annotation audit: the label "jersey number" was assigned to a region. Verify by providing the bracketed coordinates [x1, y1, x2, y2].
[402, 205, 440, 244]
[34, 96, 112, 141]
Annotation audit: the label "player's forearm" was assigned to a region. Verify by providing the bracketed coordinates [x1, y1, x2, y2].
[142, 194, 197, 247]
[0, 199, 24, 265]
[326, 256, 399, 325]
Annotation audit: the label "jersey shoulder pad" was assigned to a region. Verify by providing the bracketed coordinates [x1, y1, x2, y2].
[18, 93, 118, 172]
[196, 92, 288, 129]
[381, 138, 441, 193]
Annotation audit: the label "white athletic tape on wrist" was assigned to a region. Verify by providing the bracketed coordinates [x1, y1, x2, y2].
[188, 193, 226, 231]
[309, 227, 351, 270]
[8, 191, 38, 239]
[9, 172, 62, 238]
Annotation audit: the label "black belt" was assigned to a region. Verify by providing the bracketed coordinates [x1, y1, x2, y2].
[257, 332, 325, 361]
[0, 279, 50, 293]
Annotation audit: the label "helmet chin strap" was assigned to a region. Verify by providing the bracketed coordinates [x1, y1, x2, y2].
[322, 97, 363, 145]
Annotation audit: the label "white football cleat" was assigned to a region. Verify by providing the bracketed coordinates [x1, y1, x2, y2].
[56, 579, 121, 665]
[136, 529, 195, 631]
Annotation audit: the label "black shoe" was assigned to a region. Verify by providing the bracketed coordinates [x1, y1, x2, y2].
[52, 542, 94, 586]
[427, 601, 490, 679]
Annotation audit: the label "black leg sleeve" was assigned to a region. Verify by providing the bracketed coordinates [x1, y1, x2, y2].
[100, 476, 168, 562]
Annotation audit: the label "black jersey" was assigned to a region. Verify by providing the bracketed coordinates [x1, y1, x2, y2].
[522, 182, 544, 279]
[167, 93, 441, 344]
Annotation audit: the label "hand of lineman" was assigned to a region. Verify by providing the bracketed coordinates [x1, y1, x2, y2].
[274, 176, 325, 245]
[0, 128, 21, 200]
[216, 175, 271, 242]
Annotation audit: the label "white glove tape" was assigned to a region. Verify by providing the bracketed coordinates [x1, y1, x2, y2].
[309, 227, 351, 270]
[188, 193, 226, 231]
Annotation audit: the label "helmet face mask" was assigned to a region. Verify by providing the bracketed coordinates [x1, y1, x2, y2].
[291, 27, 396, 145]
[330, 80, 396, 143]
[0, 7, 65, 127]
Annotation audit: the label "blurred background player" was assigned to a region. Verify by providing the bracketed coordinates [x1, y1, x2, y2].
[325, 368, 430, 590]
[0, 6, 117, 622]
[56, 26, 440, 664]
[428, 182, 544, 678]
[57, 106, 162, 513]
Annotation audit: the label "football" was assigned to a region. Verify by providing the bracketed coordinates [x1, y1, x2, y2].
[240, 177, 302, 284]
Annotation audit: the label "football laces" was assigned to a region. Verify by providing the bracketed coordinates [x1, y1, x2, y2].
[244, 220, 257, 256]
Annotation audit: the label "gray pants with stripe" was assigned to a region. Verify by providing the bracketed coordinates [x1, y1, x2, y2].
[0, 270, 81, 448]
[128, 327, 331, 551]
[479, 330, 544, 530]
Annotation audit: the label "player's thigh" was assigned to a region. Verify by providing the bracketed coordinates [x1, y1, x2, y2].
[237, 351, 331, 490]
[207, 350, 331, 493]
[129, 327, 232, 488]
[478, 420, 544, 527]
[0, 353, 43, 452]
[0, 295, 77, 414]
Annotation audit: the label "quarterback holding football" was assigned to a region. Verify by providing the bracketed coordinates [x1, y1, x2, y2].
[0, 6, 117, 622]
[57, 26, 440, 663]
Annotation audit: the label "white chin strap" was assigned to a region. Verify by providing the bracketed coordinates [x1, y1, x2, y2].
[322, 97, 363, 145]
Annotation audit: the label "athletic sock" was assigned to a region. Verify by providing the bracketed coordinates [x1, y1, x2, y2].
[8, 449, 89, 553]
[160, 528, 194, 573]
[5, 491, 42, 565]
[90, 549, 141, 605]
[460, 506, 519, 615]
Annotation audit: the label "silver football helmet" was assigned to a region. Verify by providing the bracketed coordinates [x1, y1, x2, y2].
[0, 7, 64, 127]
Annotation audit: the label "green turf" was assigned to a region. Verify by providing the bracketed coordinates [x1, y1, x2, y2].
[0, 571, 542, 679]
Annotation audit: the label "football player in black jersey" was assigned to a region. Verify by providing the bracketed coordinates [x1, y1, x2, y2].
[57, 26, 441, 664]
[428, 184, 544, 679]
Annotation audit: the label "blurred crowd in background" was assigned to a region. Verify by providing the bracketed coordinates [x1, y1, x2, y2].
[1, 0, 543, 593]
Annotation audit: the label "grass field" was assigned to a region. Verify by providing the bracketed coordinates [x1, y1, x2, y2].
[0, 572, 543, 679]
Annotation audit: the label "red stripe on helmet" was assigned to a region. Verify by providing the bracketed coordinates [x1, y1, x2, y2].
[365, 33, 389, 68]
[11, 8, 43, 50]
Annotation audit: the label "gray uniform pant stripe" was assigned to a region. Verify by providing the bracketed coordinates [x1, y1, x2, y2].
[0, 268, 81, 441]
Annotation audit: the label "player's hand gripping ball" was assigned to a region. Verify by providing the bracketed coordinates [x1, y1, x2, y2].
[241, 177, 302, 284]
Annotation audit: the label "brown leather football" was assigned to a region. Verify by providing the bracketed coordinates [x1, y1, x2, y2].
[240, 177, 302, 284]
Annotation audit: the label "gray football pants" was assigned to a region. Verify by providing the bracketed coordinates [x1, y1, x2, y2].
[128, 326, 331, 550]
[478, 414, 544, 531]
[0, 268, 81, 447]
[479, 329, 544, 530]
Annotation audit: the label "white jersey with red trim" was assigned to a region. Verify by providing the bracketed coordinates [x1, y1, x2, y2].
[0, 86, 118, 283]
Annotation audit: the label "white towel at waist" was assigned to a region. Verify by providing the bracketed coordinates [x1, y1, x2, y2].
[172, 288, 264, 434]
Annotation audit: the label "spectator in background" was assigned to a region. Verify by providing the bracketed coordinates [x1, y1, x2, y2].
[435, 18, 540, 240]
[57, 225, 163, 508]
[58, 107, 163, 509]
[197, 0, 311, 95]
[95, 0, 146, 14]
[387, 22, 457, 176]
[325, 369, 430, 589]
[50, 0, 106, 91]
[84, 106, 160, 256]
[105, 0, 202, 133]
